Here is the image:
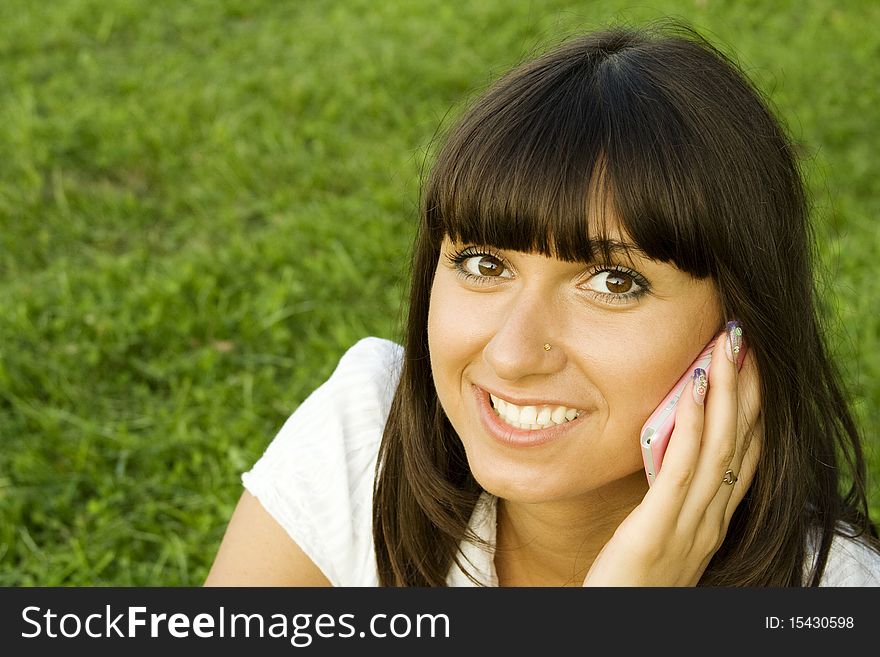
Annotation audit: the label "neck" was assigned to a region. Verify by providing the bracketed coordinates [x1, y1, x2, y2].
[494, 471, 647, 586]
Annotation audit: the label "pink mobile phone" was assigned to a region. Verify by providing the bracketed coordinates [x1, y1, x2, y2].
[640, 337, 745, 486]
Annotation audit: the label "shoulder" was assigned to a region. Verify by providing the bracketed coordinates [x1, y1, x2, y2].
[253, 336, 402, 459]
[334, 335, 404, 382]
[241, 337, 404, 585]
[311, 336, 404, 411]
[817, 531, 880, 587]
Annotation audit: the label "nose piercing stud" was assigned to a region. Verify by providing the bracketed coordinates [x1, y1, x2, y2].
[543, 343, 552, 351]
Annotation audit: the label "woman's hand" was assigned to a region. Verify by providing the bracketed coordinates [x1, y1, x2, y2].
[582, 325, 762, 586]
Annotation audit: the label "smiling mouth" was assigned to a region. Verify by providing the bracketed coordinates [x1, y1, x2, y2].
[488, 393, 582, 431]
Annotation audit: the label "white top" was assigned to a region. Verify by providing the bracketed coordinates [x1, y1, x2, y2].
[242, 337, 880, 587]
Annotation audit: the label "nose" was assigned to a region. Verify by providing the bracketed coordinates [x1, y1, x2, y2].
[482, 288, 566, 382]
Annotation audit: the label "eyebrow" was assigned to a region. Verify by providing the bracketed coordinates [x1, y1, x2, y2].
[579, 238, 649, 264]
[593, 239, 644, 254]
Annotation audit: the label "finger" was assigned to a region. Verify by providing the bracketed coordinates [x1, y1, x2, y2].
[710, 351, 762, 523]
[706, 342, 761, 509]
[646, 360, 710, 515]
[688, 346, 761, 560]
[678, 329, 741, 517]
[721, 415, 762, 527]
[694, 418, 763, 560]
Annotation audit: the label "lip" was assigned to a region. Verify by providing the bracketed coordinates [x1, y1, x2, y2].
[472, 385, 584, 447]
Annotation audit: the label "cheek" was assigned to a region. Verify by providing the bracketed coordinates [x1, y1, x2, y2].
[580, 296, 722, 434]
[427, 273, 496, 365]
[568, 322, 660, 449]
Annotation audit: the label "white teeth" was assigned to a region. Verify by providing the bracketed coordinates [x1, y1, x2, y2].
[489, 394, 581, 431]
[536, 407, 552, 424]
[550, 406, 567, 424]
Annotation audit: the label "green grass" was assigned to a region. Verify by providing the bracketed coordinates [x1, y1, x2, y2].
[1, 0, 878, 585]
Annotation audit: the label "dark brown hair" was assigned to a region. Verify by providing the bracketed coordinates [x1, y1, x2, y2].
[372, 21, 878, 586]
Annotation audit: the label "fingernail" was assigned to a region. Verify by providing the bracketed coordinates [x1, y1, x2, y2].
[725, 320, 743, 363]
[692, 368, 708, 405]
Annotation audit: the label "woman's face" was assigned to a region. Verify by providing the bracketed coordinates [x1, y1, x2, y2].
[427, 229, 723, 504]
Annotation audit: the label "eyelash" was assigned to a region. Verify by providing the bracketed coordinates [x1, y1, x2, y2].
[445, 246, 507, 285]
[445, 246, 651, 305]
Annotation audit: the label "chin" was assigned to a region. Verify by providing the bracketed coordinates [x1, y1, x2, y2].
[466, 449, 647, 506]
[465, 453, 587, 504]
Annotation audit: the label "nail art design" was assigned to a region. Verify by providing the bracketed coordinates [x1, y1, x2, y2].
[692, 367, 708, 405]
[725, 320, 743, 363]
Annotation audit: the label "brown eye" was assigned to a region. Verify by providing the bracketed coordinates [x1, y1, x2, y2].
[581, 267, 648, 303]
[605, 272, 633, 293]
[477, 256, 504, 277]
[461, 254, 510, 278]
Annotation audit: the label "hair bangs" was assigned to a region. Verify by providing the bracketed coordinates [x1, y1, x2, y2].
[424, 54, 632, 265]
[423, 35, 730, 277]
[596, 44, 742, 279]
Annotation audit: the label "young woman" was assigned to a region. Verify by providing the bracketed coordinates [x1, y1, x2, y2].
[205, 22, 880, 586]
